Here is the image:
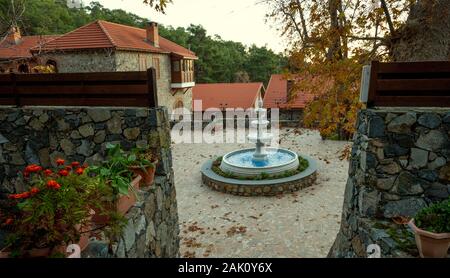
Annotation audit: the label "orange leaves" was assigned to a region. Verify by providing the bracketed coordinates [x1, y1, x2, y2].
[298, 58, 362, 140]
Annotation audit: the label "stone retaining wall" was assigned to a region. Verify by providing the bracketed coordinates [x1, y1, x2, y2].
[329, 108, 450, 258]
[202, 171, 317, 197]
[0, 106, 180, 258]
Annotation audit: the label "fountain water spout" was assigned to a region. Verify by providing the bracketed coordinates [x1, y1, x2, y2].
[249, 95, 273, 162]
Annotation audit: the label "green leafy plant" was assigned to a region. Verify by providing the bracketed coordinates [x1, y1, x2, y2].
[89, 143, 135, 197]
[128, 147, 158, 171]
[415, 198, 450, 234]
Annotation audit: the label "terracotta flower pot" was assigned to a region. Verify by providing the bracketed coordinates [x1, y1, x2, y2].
[409, 219, 450, 258]
[117, 176, 141, 215]
[128, 161, 158, 188]
[92, 176, 142, 225]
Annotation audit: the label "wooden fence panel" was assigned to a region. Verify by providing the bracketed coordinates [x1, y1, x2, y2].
[0, 69, 158, 108]
[367, 61, 450, 107]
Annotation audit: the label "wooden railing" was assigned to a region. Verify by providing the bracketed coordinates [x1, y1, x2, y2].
[367, 61, 450, 107]
[0, 68, 158, 108]
[172, 70, 195, 84]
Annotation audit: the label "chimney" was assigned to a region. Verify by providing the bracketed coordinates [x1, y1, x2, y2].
[146, 22, 159, 48]
[7, 26, 22, 45]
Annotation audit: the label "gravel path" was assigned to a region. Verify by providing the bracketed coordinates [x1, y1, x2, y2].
[172, 128, 350, 258]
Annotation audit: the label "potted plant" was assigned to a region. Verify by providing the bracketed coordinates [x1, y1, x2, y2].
[127, 148, 159, 187]
[89, 144, 141, 222]
[0, 160, 107, 258]
[409, 198, 450, 258]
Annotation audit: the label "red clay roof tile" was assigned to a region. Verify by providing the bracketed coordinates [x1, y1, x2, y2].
[263, 74, 330, 109]
[193, 83, 264, 111]
[0, 35, 59, 60]
[32, 20, 197, 59]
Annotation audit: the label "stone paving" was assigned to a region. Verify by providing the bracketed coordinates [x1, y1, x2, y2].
[172, 128, 350, 258]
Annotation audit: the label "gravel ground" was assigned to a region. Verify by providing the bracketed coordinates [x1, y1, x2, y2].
[172, 128, 350, 258]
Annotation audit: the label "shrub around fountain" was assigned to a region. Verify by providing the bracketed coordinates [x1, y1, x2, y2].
[212, 155, 309, 180]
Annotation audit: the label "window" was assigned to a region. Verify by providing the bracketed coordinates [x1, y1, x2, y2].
[139, 55, 147, 71]
[18, 64, 29, 73]
[173, 60, 180, 72]
[152, 57, 160, 79]
[173, 99, 184, 109]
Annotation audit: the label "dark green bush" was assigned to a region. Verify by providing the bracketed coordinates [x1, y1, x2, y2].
[415, 198, 450, 234]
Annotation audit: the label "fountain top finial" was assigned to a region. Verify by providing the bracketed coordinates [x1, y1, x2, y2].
[256, 94, 263, 109]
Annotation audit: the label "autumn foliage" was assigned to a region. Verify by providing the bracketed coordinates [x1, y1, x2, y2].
[265, 0, 419, 139]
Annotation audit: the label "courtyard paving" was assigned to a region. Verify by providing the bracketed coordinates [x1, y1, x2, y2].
[172, 128, 350, 258]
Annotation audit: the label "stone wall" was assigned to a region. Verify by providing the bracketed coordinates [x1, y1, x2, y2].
[0, 106, 180, 258]
[40, 50, 117, 73]
[329, 108, 450, 258]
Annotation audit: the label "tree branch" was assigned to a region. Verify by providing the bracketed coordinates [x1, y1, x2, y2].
[279, 1, 304, 43]
[346, 35, 387, 42]
[295, 0, 309, 41]
[380, 0, 395, 35]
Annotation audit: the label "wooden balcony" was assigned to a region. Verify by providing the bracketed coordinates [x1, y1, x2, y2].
[171, 59, 195, 89]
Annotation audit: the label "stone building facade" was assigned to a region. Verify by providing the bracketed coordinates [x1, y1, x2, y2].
[0, 106, 180, 257]
[329, 108, 450, 258]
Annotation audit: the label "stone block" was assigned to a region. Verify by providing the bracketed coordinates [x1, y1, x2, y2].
[383, 198, 427, 218]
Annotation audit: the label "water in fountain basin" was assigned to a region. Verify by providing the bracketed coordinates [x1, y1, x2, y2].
[226, 150, 296, 168]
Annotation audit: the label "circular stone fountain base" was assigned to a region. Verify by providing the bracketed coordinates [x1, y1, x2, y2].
[201, 154, 318, 196]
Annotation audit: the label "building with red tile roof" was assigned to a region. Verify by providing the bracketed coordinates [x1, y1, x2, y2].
[263, 74, 331, 123]
[31, 20, 197, 59]
[0, 27, 59, 73]
[193, 83, 264, 112]
[1, 20, 197, 112]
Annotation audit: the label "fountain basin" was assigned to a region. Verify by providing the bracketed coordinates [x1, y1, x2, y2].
[220, 148, 299, 178]
[201, 153, 318, 196]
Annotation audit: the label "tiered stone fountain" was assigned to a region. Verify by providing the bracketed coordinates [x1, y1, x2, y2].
[201, 96, 318, 196]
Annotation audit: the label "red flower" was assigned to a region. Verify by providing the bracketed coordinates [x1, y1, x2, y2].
[30, 187, 40, 195]
[8, 192, 30, 200]
[23, 171, 30, 178]
[4, 218, 13, 225]
[43, 169, 53, 176]
[56, 158, 65, 166]
[58, 170, 69, 177]
[75, 167, 84, 175]
[20, 192, 31, 199]
[47, 180, 61, 190]
[65, 166, 72, 171]
[71, 162, 80, 167]
[25, 164, 42, 173]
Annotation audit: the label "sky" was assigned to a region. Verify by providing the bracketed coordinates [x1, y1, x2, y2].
[89, 0, 287, 54]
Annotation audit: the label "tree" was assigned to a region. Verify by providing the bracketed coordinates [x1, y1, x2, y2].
[245, 45, 287, 84]
[264, 0, 446, 139]
[390, 1, 450, 61]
